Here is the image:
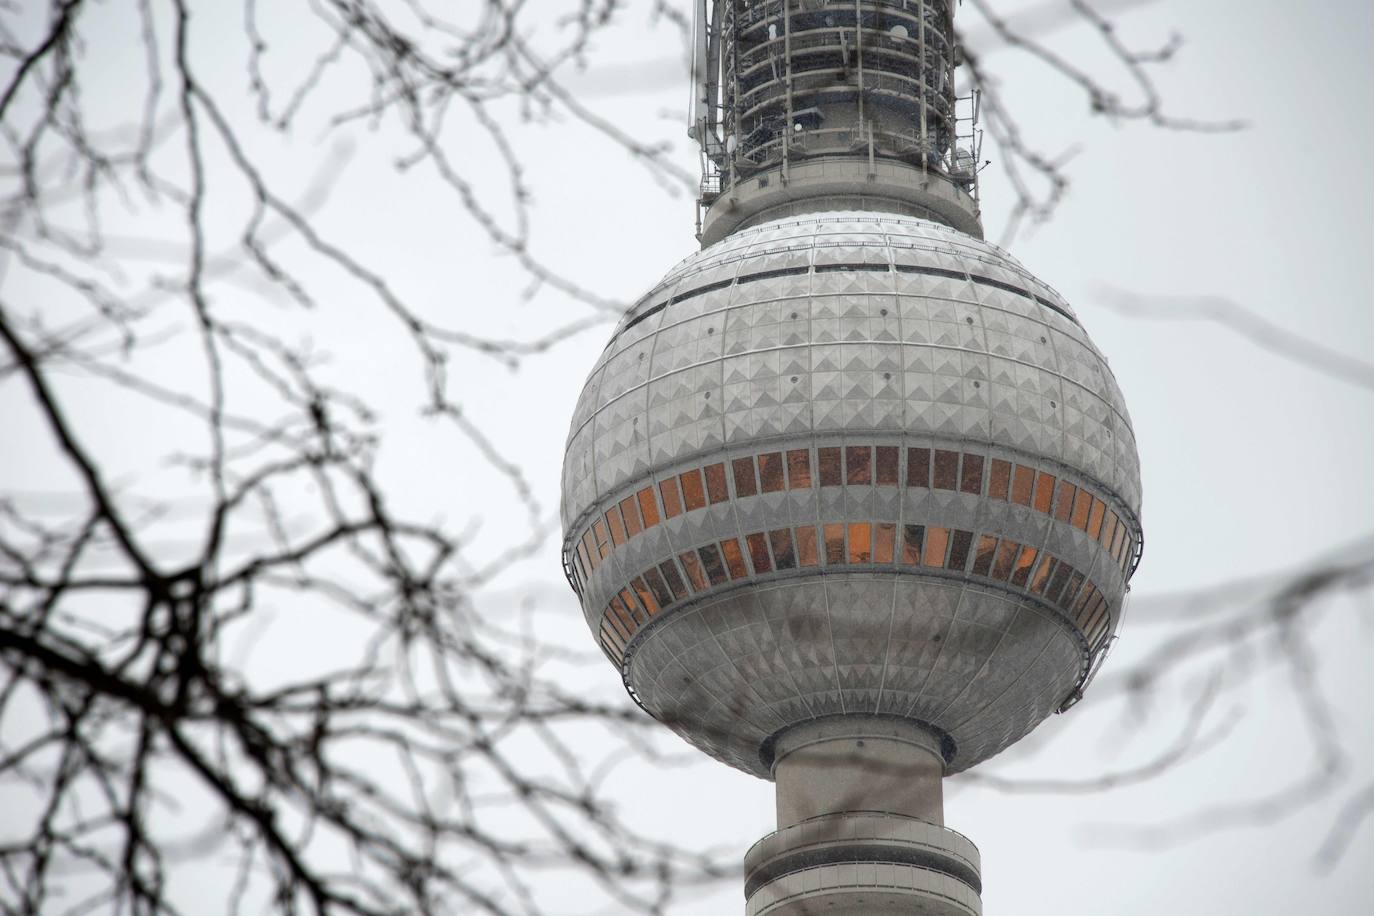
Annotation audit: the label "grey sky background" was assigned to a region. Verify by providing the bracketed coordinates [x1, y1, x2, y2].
[2, 0, 1372, 913]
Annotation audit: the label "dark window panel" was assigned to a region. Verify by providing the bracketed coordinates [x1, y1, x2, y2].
[796, 526, 820, 567]
[660, 478, 684, 519]
[620, 495, 643, 538]
[907, 448, 931, 488]
[948, 530, 973, 571]
[991, 539, 1020, 580]
[607, 599, 634, 640]
[923, 526, 950, 568]
[600, 618, 628, 654]
[787, 449, 813, 489]
[1088, 497, 1106, 539]
[720, 538, 749, 579]
[823, 523, 847, 565]
[746, 532, 773, 573]
[1059, 571, 1085, 610]
[989, 459, 1011, 500]
[698, 544, 729, 585]
[1071, 582, 1096, 618]
[932, 450, 959, 490]
[1011, 465, 1035, 506]
[637, 487, 660, 528]
[971, 535, 998, 576]
[960, 454, 985, 495]
[659, 560, 690, 600]
[902, 525, 925, 565]
[577, 540, 592, 577]
[1029, 555, 1056, 595]
[704, 463, 730, 504]
[643, 568, 674, 608]
[759, 452, 786, 492]
[733, 457, 759, 497]
[631, 577, 660, 617]
[848, 523, 872, 563]
[1071, 489, 1092, 530]
[819, 447, 843, 486]
[680, 469, 707, 511]
[1046, 563, 1073, 604]
[1054, 481, 1075, 522]
[680, 551, 709, 591]
[875, 523, 896, 564]
[846, 446, 872, 485]
[876, 446, 900, 485]
[1011, 546, 1038, 587]
[1033, 472, 1056, 514]
[769, 528, 797, 570]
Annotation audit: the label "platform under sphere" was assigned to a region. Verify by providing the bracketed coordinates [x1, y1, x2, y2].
[561, 212, 1143, 778]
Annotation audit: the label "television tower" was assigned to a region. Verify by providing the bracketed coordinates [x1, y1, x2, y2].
[561, 2, 1143, 912]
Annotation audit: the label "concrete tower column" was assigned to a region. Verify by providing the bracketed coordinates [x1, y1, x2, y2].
[744, 717, 981, 916]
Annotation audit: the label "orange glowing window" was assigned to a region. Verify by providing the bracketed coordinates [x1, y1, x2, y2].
[679, 550, 708, 591]
[733, 457, 758, 497]
[991, 539, 1020, 580]
[607, 600, 634, 639]
[933, 450, 959, 490]
[824, 524, 847, 565]
[619, 495, 643, 537]
[796, 526, 820, 567]
[1071, 490, 1092, 530]
[698, 544, 728, 585]
[659, 561, 689, 600]
[902, 525, 924, 565]
[637, 487, 660, 527]
[631, 577, 660, 617]
[923, 526, 950, 568]
[874, 523, 896, 564]
[787, 449, 812, 489]
[1029, 554, 1056, 594]
[1011, 465, 1035, 506]
[606, 506, 627, 546]
[960, 454, 984, 495]
[876, 446, 900, 486]
[1033, 472, 1056, 514]
[769, 528, 797, 569]
[818, 447, 843, 486]
[643, 568, 674, 608]
[907, 448, 931, 487]
[1088, 498, 1106, 539]
[1054, 481, 1075, 522]
[848, 523, 872, 563]
[948, 529, 973, 571]
[846, 447, 872, 485]
[759, 452, 786, 492]
[989, 459, 1011, 500]
[746, 533, 773, 573]
[1011, 546, 1039, 587]
[619, 588, 645, 625]
[1101, 510, 1118, 550]
[680, 469, 707, 511]
[704, 463, 729, 504]
[971, 535, 998, 576]
[720, 538, 749, 579]
[659, 478, 684, 519]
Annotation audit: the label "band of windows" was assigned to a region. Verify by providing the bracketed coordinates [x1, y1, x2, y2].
[595, 521, 1114, 666]
[568, 445, 1139, 593]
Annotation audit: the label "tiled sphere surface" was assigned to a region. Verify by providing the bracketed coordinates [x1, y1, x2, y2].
[561, 212, 1142, 777]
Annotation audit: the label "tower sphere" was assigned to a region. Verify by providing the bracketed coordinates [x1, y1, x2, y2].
[560, 211, 1143, 778]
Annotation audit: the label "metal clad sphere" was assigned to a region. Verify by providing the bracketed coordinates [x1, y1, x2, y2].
[561, 212, 1142, 777]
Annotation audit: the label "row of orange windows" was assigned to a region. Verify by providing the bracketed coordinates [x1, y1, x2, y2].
[596, 520, 1113, 666]
[571, 445, 1138, 592]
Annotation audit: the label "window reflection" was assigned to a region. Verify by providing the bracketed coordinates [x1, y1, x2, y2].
[923, 526, 950, 568]
[1011, 465, 1034, 506]
[960, 454, 984, 495]
[631, 576, 660, 617]
[643, 568, 674, 608]
[619, 496, 642, 537]
[787, 449, 812, 489]
[902, 525, 924, 565]
[1033, 473, 1056, 514]
[877, 446, 899, 485]
[593, 519, 610, 559]
[680, 550, 708, 591]
[989, 459, 1011, 500]
[747, 533, 773, 573]
[1011, 546, 1038, 587]
[721, 538, 749, 579]
[907, 448, 930, 488]
[759, 452, 785, 492]
[619, 587, 645, 624]
[818, 447, 843, 486]
[848, 523, 872, 563]
[824, 523, 847, 565]
[1060, 571, 1084, 610]
[659, 561, 689, 600]
[607, 599, 634, 639]
[1071, 490, 1091, 530]
[1046, 563, 1072, 604]
[948, 530, 973, 571]
[971, 535, 997, 576]
[933, 450, 959, 490]
[770, 528, 797, 569]
[875, 523, 896, 564]
[1054, 481, 1075, 522]
[659, 477, 684, 519]
[637, 487, 660, 528]
[846, 446, 872, 485]
[992, 539, 1019, 580]
[796, 526, 820, 566]
[698, 544, 728, 585]
[680, 469, 707, 511]
[1101, 510, 1118, 550]
[600, 619, 627, 655]
[1088, 497, 1106, 539]
[1029, 555, 1056, 594]
[733, 456, 758, 498]
[705, 462, 729, 504]
[607, 506, 626, 547]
